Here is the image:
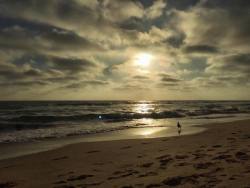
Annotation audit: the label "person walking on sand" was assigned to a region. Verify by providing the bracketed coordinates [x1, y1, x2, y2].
[177, 121, 182, 135]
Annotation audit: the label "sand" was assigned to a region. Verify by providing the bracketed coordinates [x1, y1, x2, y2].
[0, 119, 250, 188]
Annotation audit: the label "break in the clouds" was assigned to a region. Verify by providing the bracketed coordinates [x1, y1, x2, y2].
[0, 0, 249, 100]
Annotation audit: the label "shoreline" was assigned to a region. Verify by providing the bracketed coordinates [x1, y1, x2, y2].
[0, 119, 250, 187]
[0, 120, 206, 160]
[1, 116, 250, 160]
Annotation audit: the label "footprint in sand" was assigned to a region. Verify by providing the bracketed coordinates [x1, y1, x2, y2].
[227, 137, 236, 141]
[175, 155, 189, 160]
[159, 158, 173, 168]
[58, 171, 74, 178]
[192, 153, 210, 159]
[67, 174, 93, 181]
[146, 183, 162, 188]
[235, 151, 250, 160]
[139, 162, 154, 168]
[86, 150, 100, 154]
[158, 149, 167, 152]
[228, 175, 240, 181]
[53, 183, 76, 188]
[193, 162, 214, 170]
[93, 162, 105, 166]
[0, 182, 17, 188]
[108, 170, 138, 180]
[54, 180, 67, 185]
[52, 156, 69, 161]
[162, 175, 198, 186]
[212, 145, 222, 148]
[175, 162, 190, 167]
[137, 171, 158, 178]
[161, 138, 168, 142]
[200, 145, 207, 148]
[156, 154, 171, 160]
[212, 154, 232, 160]
[121, 186, 134, 188]
[77, 182, 103, 187]
[121, 146, 132, 149]
[141, 142, 150, 145]
[206, 148, 215, 152]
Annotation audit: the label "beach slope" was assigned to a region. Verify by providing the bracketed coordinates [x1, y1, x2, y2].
[1, 119, 250, 188]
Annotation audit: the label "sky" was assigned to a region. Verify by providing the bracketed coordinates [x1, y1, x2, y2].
[0, 0, 249, 100]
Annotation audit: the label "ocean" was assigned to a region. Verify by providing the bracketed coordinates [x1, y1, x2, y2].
[0, 100, 250, 144]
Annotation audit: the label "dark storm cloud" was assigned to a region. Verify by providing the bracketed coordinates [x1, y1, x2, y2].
[159, 74, 181, 83]
[175, 1, 250, 51]
[103, 65, 118, 76]
[113, 83, 149, 91]
[45, 76, 78, 83]
[166, 0, 200, 10]
[0, 80, 49, 87]
[48, 56, 97, 74]
[164, 33, 186, 48]
[195, 78, 227, 88]
[8, 53, 99, 74]
[0, 63, 43, 80]
[183, 44, 218, 54]
[157, 73, 182, 88]
[0, 0, 97, 24]
[118, 17, 147, 32]
[40, 28, 102, 51]
[200, 0, 250, 9]
[64, 80, 109, 89]
[133, 75, 149, 80]
[206, 53, 250, 75]
[0, 52, 100, 92]
[0, 17, 101, 52]
[159, 82, 179, 87]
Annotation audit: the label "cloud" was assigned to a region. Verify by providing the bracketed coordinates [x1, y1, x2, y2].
[0, 62, 43, 81]
[0, 0, 249, 99]
[113, 83, 149, 91]
[0, 80, 49, 87]
[64, 80, 109, 89]
[0, 17, 102, 54]
[159, 73, 181, 83]
[157, 73, 182, 88]
[206, 53, 250, 76]
[164, 32, 186, 48]
[99, 0, 144, 22]
[48, 56, 98, 74]
[183, 44, 218, 54]
[173, 3, 250, 52]
[145, 0, 167, 20]
[133, 75, 150, 80]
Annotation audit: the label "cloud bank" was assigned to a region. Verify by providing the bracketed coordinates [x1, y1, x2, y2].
[0, 0, 249, 100]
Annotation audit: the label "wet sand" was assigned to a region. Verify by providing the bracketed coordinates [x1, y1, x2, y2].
[0, 119, 250, 188]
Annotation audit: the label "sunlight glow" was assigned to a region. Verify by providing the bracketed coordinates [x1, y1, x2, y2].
[133, 127, 168, 137]
[135, 53, 153, 67]
[134, 103, 154, 114]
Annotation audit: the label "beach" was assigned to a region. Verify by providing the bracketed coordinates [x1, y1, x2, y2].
[0, 119, 250, 188]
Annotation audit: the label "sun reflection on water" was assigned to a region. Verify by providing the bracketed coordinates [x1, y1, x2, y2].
[133, 127, 168, 137]
[131, 102, 167, 137]
[134, 102, 154, 114]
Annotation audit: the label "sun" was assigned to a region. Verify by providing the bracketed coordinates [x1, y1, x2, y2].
[135, 53, 153, 67]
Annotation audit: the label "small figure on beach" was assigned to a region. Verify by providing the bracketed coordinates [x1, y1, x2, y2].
[177, 121, 182, 135]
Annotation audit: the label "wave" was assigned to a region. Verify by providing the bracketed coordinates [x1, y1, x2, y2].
[0, 124, 167, 143]
[0, 100, 250, 133]
[0, 111, 184, 128]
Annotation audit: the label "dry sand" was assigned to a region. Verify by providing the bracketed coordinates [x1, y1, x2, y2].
[0, 119, 250, 188]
